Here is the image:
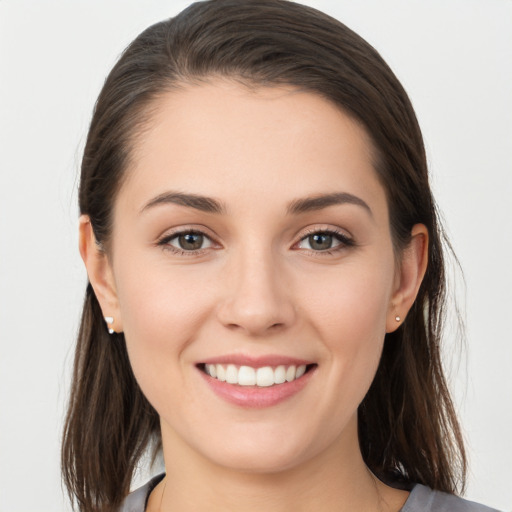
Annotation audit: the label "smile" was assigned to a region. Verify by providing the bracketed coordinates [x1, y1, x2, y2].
[198, 356, 317, 407]
[203, 364, 308, 387]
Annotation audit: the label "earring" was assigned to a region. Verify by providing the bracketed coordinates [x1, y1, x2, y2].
[395, 315, 401, 323]
[104, 316, 115, 334]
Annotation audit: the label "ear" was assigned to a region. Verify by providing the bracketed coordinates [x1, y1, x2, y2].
[386, 224, 429, 333]
[79, 215, 123, 333]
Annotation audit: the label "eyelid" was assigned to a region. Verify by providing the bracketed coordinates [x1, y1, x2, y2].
[156, 224, 218, 241]
[296, 225, 353, 242]
[154, 224, 354, 256]
[156, 225, 221, 255]
[293, 226, 355, 253]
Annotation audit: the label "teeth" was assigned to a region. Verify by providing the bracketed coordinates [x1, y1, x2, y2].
[286, 365, 296, 382]
[274, 365, 286, 384]
[226, 364, 238, 384]
[238, 366, 256, 386]
[256, 367, 274, 387]
[204, 363, 309, 387]
[206, 364, 217, 378]
[216, 364, 226, 382]
[296, 365, 306, 378]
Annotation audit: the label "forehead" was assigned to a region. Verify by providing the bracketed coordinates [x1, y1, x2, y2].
[118, 79, 386, 218]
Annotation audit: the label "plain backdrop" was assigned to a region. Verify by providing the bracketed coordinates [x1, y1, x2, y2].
[0, 1, 511, 510]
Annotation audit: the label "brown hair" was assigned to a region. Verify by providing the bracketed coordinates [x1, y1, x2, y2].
[62, 1, 466, 510]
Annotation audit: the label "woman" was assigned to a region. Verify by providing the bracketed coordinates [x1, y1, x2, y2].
[61, 1, 501, 511]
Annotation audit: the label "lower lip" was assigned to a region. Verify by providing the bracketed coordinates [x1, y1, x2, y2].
[198, 367, 316, 408]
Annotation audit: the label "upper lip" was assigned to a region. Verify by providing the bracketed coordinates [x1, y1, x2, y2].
[199, 354, 314, 367]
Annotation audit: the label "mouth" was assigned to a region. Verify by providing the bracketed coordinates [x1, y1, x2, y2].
[198, 363, 316, 388]
[196, 355, 317, 407]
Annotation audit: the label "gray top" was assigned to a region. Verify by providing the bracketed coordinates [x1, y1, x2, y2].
[119, 474, 502, 512]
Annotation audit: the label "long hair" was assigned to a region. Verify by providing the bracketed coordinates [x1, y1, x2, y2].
[62, 1, 467, 510]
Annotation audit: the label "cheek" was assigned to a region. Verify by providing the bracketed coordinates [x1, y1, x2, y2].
[301, 258, 394, 340]
[299, 257, 394, 393]
[113, 256, 215, 395]
[116, 248, 214, 335]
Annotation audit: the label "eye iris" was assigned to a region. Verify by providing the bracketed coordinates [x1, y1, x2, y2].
[309, 233, 333, 250]
[179, 233, 203, 250]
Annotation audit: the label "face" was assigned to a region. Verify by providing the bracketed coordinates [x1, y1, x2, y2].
[104, 80, 404, 473]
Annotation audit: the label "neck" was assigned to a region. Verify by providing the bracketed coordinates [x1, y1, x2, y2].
[149, 417, 408, 512]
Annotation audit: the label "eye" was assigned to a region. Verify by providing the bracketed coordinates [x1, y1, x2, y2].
[159, 230, 213, 252]
[296, 229, 353, 252]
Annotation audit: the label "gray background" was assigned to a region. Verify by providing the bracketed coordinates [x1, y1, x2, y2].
[1, 0, 511, 510]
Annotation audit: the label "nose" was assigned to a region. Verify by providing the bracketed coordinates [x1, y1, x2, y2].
[216, 248, 296, 336]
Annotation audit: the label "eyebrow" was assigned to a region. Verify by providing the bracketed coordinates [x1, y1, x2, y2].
[286, 192, 373, 217]
[140, 190, 372, 217]
[140, 191, 226, 214]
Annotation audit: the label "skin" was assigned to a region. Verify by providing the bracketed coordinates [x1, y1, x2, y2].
[80, 80, 428, 512]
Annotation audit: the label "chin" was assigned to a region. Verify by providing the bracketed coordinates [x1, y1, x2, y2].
[192, 424, 324, 475]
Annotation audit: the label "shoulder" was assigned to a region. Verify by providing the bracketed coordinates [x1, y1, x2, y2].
[118, 474, 165, 512]
[401, 484, 503, 512]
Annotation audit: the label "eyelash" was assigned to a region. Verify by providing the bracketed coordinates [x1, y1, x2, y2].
[296, 228, 355, 256]
[156, 227, 354, 256]
[156, 229, 215, 256]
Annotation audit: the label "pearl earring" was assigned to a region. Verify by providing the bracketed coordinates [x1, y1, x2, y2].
[104, 316, 115, 334]
[395, 315, 401, 323]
